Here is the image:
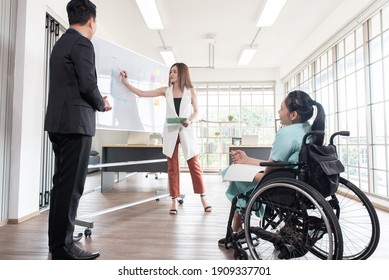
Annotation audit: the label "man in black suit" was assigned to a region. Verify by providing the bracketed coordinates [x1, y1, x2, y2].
[44, 0, 111, 260]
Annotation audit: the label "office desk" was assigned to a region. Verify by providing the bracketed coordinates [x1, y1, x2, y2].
[229, 145, 271, 165]
[101, 144, 167, 192]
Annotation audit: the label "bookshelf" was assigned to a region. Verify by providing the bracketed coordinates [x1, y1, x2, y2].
[195, 119, 239, 172]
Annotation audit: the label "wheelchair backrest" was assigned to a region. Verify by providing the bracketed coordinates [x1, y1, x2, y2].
[298, 131, 345, 197]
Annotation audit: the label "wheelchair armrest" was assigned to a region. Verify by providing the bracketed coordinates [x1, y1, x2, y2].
[260, 161, 299, 167]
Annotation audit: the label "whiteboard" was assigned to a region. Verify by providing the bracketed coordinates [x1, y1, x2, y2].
[92, 36, 169, 132]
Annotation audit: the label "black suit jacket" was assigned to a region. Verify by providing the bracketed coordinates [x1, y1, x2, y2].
[44, 28, 105, 136]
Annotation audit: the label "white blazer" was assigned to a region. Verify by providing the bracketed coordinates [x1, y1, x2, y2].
[163, 86, 198, 160]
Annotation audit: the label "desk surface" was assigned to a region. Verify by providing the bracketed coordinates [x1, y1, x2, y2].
[103, 144, 163, 148]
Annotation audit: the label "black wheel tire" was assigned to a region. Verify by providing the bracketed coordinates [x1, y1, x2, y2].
[234, 249, 248, 260]
[84, 228, 92, 237]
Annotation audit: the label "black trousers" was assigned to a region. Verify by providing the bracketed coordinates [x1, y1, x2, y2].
[48, 133, 92, 252]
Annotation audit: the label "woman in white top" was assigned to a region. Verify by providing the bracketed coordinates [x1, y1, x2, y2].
[120, 63, 212, 214]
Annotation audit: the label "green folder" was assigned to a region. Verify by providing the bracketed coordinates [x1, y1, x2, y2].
[166, 117, 187, 124]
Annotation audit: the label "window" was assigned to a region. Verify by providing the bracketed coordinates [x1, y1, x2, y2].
[193, 83, 275, 170]
[284, 6, 389, 199]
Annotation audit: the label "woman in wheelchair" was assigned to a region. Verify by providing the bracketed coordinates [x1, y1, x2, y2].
[218, 90, 325, 247]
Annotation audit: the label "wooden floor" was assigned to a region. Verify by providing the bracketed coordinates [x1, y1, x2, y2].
[0, 171, 388, 260]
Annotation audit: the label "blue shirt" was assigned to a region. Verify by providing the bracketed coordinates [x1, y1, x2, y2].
[270, 122, 311, 163]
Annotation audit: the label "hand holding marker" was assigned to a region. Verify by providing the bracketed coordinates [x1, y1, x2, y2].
[118, 66, 127, 79]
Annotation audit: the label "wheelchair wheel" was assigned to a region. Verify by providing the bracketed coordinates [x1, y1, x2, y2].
[234, 248, 248, 260]
[329, 177, 380, 260]
[244, 178, 343, 260]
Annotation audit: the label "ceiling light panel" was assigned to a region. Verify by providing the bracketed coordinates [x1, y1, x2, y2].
[160, 48, 176, 66]
[238, 46, 257, 65]
[136, 0, 164, 30]
[257, 0, 287, 27]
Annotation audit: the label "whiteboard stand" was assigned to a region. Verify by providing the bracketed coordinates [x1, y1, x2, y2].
[75, 159, 168, 237]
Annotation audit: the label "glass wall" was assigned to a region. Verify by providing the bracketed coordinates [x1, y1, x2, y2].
[285, 5, 389, 199]
[188, 83, 275, 171]
[39, 14, 66, 209]
[0, 0, 17, 222]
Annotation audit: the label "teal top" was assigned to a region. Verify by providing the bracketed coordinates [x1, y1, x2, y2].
[270, 122, 311, 163]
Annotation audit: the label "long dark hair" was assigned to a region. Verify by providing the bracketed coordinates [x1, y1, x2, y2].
[285, 90, 326, 144]
[66, 0, 96, 25]
[168, 63, 193, 92]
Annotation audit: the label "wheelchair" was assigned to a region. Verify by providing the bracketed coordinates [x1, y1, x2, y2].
[222, 130, 380, 260]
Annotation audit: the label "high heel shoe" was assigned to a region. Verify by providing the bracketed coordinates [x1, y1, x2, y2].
[169, 197, 178, 215]
[200, 194, 212, 212]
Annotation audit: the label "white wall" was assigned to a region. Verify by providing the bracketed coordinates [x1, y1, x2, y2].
[9, 0, 46, 220]
[191, 67, 285, 117]
[43, 0, 114, 42]
[279, 0, 383, 79]
[190, 67, 277, 83]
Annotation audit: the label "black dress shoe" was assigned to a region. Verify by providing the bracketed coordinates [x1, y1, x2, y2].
[52, 244, 100, 260]
[48, 234, 83, 253]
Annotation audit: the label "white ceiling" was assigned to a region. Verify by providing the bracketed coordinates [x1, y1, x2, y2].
[43, 0, 377, 74]
[93, 0, 353, 71]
